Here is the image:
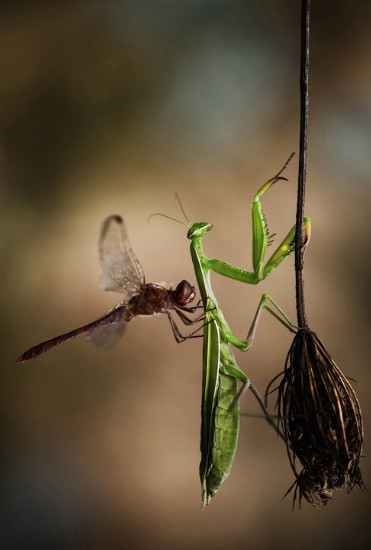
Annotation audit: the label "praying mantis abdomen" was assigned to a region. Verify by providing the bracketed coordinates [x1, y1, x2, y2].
[205, 369, 239, 500]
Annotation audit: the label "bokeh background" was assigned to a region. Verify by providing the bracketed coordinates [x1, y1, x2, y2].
[1, 1, 371, 548]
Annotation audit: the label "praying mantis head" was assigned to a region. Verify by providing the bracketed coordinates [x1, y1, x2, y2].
[187, 222, 212, 240]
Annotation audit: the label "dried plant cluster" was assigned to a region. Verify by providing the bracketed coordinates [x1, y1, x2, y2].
[277, 328, 364, 507]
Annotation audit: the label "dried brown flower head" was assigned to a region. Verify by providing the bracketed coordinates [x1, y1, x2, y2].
[276, 328, 364, 507]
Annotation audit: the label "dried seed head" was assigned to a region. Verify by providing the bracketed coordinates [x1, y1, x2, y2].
[277, 328, 364, 507]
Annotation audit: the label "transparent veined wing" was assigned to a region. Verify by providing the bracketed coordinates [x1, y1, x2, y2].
[99, 215, 145, 296]
[87, 318, 127, 349]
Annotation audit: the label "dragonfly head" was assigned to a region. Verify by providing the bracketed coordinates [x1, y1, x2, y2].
[172, 280, 196, 306]
[187, 222, 212, 240]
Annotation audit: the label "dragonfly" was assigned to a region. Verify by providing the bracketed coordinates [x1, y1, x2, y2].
[17, 215, 202, 363]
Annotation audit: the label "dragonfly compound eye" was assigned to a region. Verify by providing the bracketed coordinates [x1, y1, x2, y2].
[174, 280, 196, 306]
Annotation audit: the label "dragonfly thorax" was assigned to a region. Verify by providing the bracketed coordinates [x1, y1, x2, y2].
[128, 284, 175, 316]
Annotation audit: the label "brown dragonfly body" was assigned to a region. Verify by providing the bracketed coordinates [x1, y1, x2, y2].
[17, 215, 199, 363]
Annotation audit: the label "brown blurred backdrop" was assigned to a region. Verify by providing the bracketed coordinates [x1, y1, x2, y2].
[1, 1, 371, 548]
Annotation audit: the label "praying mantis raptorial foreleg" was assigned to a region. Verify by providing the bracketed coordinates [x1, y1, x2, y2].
[187, 157, 311, 506]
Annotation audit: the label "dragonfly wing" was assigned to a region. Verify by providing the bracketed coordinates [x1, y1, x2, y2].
[87, 319, 127, 350]
[99, 215, 145, 296]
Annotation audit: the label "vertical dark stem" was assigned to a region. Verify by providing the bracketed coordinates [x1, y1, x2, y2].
[295, 0, 310, 329]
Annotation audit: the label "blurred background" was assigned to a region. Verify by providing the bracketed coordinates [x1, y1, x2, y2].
[1, 1, 370, 548]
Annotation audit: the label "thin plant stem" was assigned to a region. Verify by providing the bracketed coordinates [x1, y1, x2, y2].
[295, 0, 310, 329]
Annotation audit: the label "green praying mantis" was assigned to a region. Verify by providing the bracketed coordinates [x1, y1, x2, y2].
[186, 157, 311, 505]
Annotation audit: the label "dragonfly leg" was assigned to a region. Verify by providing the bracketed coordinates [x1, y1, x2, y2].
[167, 312, 212, 343]
[174, 307, 206, 326]
[179, 298, 205, 313]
